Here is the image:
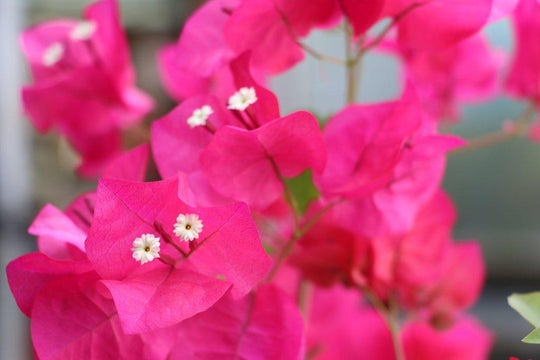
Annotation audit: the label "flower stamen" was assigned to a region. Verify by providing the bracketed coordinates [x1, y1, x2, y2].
[70, 21, 97, 41]
[42, 42, 65, 67]
[187, 105, 213, 128]
[228, 87, 258, 111]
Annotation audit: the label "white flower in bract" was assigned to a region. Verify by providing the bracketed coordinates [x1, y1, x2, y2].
[187, 105, 213, 128]
[70, 21, 97, 41]
[174, 213, 203, 241]
[132, 234, 160, 265]
[227, 87, 257, 111]
[42, 42, 65, 67]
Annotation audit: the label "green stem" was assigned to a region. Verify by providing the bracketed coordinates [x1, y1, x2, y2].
[265, 199, 342, 281]
[359, 286, 405, 360]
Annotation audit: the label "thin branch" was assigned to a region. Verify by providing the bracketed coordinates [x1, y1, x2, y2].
[355, 2, 425, 63]
[271, 0, 346, 66]
[453, 104, 537, 156]
[299, 41, 347, 66]
[345, 22, 358, 104]
[358, 286, 405, 360]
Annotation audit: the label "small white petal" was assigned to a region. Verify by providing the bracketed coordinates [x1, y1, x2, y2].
[227, 87, 257, 111]
[70, 21, 97, 41]
[132, 234, 160, 265]
[174, 213, 203, 241]
[187, 105, 214, 128]
[42, 42, 65, 67]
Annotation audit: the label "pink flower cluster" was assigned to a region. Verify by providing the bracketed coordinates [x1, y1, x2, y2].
[8, 0, 540, 358]
[20, 0, 153, 177]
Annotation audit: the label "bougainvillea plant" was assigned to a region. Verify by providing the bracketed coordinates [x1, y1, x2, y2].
[6, 0, 540, 358]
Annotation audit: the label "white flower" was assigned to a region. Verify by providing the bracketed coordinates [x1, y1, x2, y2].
[42, 42, 65, 67]
[227, 87, 257, 111]
[187, 105, 213, 128]
[132, 234, 160, 265]
[174, 213, 203, 241]
[70, 21, 97, 41]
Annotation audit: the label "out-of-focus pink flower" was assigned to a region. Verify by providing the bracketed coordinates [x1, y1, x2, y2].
[169, 284, 305, 360]
[308, 286, 395, 360]
[315, 88, 464, 237]
[385, 0, 493, 51]
[313, 87, 422, 200]
[102, 143, 150, 181]
[368, 191, 455, 305]
[289, 201, 371, 287]
[335, 129, 463, 237]
[488, 0, 520, 22]
[20, 0, 153, 177]
[339, 0, 385, 37]
[427, 242, 486, 324]
[506, 0, 540, 106]
[307, 287, 492, 360]
[402, 317, 493, 360]
[85, 177, 271, 333]
[399, 35, 504, 121]
[157, 0, 243, 101]
[224, 0, 340, 74]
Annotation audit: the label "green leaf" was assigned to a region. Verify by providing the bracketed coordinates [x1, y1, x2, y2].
[284, 171, 320, 214]
[508, 292, 540, 328]
[523, 327, 540, 344]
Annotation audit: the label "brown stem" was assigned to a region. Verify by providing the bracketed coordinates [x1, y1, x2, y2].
[153, 221, 188, 257]
[345, 22, 358, 104]
[452, 104, 537, 156]
[299, 41, 347, 66]
[271, 0, 346, 66]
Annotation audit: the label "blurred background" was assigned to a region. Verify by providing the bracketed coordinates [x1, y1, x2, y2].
[1, 0, 539, 358]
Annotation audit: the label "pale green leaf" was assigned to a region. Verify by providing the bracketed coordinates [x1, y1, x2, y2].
[508, 292, 540, 328]
[523, 327, 540, 344]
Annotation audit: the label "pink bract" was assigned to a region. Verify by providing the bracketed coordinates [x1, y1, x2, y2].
[391, 0, 493, 51]
[201, 111, 326, 209]
[313, 87, 422, 199]
[402, 317, 493, 360]
[428, 242, 486, 323]
[399, 34, 504, 121]
[102, 143, 150, 182]
[31, 273, 173, 360]
[169, 284, 305, 360]
[327, 120, 464, 237]
[308, 286, 395, 360]
[85, 177, 271, 332]
[224, 0, 340, 74]
[157, 0, 240, 101]
[506, 0, 540, 105]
